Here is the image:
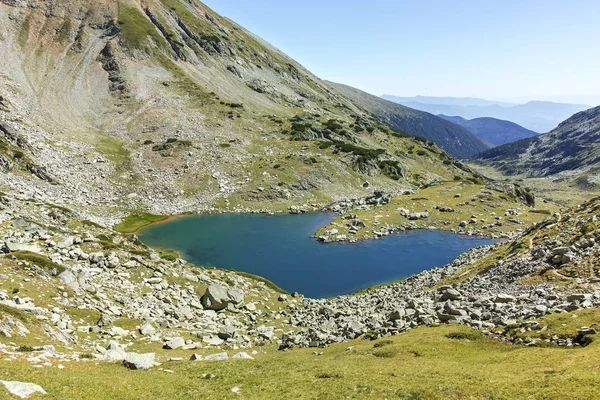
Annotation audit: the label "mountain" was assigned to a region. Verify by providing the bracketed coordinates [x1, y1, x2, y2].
[381, 96, 591, 132]
[0, 0, 490, 216]
[474, 106, 600, 179]
[328, 83, 490, 158]
[381, 95, 515, 107]
[439, 115, 539, 146]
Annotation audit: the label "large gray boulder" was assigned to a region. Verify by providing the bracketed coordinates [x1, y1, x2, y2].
[123, 352, 155, 370]
[4, 242, 42, 253]
[201, 284, 244, 311]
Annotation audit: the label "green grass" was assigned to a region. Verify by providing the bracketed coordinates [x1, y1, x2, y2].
[0, 303, 33, 322]
[156, 248, 179, 261]
[234, 271, 288, 294]
[113, 213, 168, 234]
[117, 2, 167, 51]
[95, 135, 136, 178]
[1, 323, 600, 399]
[10, 251, 66, 274]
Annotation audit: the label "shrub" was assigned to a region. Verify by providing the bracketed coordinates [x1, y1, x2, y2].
[373, 339, 393, 348]
[446, 331, 482, 341]
[325, 119, 343, 131]
[315, 372, 342, 379]
[373, 348, 397, 358]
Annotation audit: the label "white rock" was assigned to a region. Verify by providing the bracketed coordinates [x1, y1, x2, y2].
[204, 352, 228, 361]
[232, 352, 254, 360]
[123, 353, 155, 370]
[0, 380, 47, 398]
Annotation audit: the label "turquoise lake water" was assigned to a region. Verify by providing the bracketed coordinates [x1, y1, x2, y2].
[139, 213, 494, 298]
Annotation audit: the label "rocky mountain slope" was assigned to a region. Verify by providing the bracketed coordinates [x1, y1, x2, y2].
[329, 83, 490, 158]
[474, 106, 600, 183]
[439, 115, 539, 146]
[382, 96, 590, 132]
[0, 0, 494, 222]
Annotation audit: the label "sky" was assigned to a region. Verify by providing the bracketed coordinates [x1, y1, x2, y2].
[201, 0, 600, 105]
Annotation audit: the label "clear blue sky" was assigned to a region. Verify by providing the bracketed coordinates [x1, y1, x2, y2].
[202, 0, 600, 104]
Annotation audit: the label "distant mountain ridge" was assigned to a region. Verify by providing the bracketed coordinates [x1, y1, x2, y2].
[474, 105, 600, 178]
[439, 115, 539, 146]
[381, 95, 591, 132]
[330, 83, 491, 158]
[382, 95, 515, 107]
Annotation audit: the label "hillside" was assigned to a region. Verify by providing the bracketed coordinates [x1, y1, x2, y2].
[439, 115, 539, 146]
[0, 0, 499, 222]
[0, 150, 599, 398]
[474, 106, 600, 181]
[329, 83, 490, 158]
[382, 96, 590, 132]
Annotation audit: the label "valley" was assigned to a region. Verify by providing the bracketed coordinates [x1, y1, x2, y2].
[0, 0, 599, 398]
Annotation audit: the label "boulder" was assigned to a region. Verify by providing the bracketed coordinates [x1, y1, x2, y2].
[552, 246, 571, 256]
[440, 288, 462, 301]
[494, 294, 516, 303]
[387, 309, 406, 321]
[232, 352, 254, 360]
[567, 294, 592, 303]
[123, 352, 155, 370]
[201, 284, 244, 311]
[163, 337, 185, 350]
[57, 236, 74, 249]
[0, 380, 46, 398]
[577, 327, 597, 335]
[139, 323, 156, 336]
[218, 325, 236, 340]
[5, 242, 42, 253]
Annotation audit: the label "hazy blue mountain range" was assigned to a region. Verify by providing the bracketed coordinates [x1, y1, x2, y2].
[381, 95, 515, 107]
[330, 83, 490, 158]
[381, 95, 591, 133]
[439, 115, 539, 147]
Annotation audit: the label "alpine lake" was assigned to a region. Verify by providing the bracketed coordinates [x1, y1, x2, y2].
[139, 213, 494, 298]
